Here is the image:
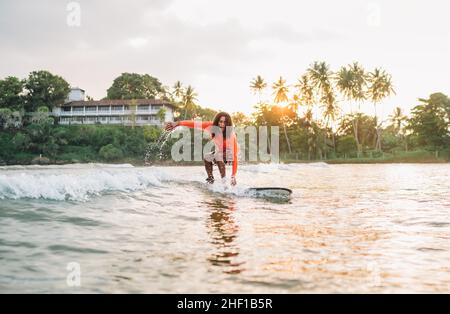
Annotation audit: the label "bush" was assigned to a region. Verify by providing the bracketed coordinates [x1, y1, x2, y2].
[394, 150, 433, 159]
[337, 135, 357, 156]
[99, 144, 123, 161]
[12, 152, 35, 164]
[143, 125, 162, 142]
[0, 132, 14, 161]
[382, 132, 402, 152]
[12, 132, 31, 151]
[59, 145, 97, 161]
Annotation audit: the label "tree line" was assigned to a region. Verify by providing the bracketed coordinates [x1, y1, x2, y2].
[0, 66, 449, 165]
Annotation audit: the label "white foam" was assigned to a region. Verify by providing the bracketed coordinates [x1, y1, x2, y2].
[0, 162, 301, 201]
[0, 167, 168, 201]
[239, 163, 291, 173]
[0, 163, 135, 171]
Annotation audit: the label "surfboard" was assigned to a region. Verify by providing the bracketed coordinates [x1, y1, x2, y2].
[246, 187, 292, 198]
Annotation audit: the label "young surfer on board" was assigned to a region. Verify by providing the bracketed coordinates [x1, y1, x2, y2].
[165, 112, 238, 186]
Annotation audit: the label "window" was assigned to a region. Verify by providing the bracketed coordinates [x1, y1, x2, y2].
[73, 107, 84, 112]
[152, 105, 162, 110]
[138, 105, 149, 111]
[85, 106, 97, 112]
[98, 106, 110, 112]
[112, 105, 123, 111]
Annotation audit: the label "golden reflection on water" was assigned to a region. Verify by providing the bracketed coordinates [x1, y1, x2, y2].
[204, 198, 245, 274]
[254, 222, 389, 288]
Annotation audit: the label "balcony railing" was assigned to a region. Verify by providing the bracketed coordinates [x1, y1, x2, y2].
[55, 109, 164, 116]
[58, 118, 163, 126]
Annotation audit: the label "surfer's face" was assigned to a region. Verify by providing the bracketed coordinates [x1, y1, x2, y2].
[218, 116, 226, 130]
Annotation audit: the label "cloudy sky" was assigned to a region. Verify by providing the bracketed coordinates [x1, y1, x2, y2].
[1, 0, 449, 116]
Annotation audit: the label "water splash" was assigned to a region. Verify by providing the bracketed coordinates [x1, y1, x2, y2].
[144, 130, 173, 164]
[0, 167, 169, 201]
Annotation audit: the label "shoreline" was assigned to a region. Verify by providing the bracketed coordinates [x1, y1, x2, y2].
[1, 156, 449, 167]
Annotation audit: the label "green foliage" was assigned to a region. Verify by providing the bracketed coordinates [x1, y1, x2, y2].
[156, 108, 167, 123]
[173, 102, 216, 122]
[58, 145, 98, 162]
[0, 132, 15, 161]
[194, 105, 217, 121]
[407, 93, 450, 150]
[0, 66, 449, 164]
[24, 70, 70, 112]
[99, 144, 124, 161]
[380, 126, 404, 153]
[0, 76, 24, 111]
[42, 137, 59, 159]
[12, 132, 31, 152]
[0, 108, 13, 129]
[106, 73, 166, 100]
[338, 113, 377, 150]
[9, 152, 35, 164]
[143, 125, 162, 142]
[25, 121, 53, 144]
[337, 135, 357, 156]
[30, 106, 54, 125]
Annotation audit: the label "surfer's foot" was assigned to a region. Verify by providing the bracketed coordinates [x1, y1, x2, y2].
[216, 161, 226, 178]
[206, 176, 215, 184]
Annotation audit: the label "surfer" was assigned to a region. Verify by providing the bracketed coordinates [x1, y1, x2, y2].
[165, 112, 238, 186]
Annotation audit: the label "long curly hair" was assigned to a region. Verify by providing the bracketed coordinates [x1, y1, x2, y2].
[211, 112, 234, 139]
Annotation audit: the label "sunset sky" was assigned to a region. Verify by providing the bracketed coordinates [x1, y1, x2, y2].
[1, 0, 449, 117]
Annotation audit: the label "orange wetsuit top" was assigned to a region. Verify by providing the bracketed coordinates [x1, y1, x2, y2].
[178, 120, 238, 177]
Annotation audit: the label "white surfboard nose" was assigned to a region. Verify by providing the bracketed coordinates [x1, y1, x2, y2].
[246, 187, 292, 199]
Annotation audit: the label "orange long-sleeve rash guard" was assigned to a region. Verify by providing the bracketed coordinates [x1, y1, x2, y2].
[178, 120, 238, 177]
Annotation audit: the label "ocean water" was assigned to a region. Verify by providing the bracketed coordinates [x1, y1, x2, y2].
[0, 163, 449, 293]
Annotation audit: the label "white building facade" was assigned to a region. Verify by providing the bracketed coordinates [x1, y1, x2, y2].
[53, 89, 175, 127]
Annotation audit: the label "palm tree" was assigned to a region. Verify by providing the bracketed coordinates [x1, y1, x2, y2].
[349, 62, 368, 155]
[295, 74, 315, 159]
[129, 99, 137, 129]
[288, 94, 301, 117]
[272, 76, 289, 103]
[250, 75, 267, 105]
[156, 108, 167, 125]
[389, 106, 408, 151]
[295, 74, 315, 112]
[272, 76, 292, 154]
[336, 62, 367, 157]
[349, 62, 367, 107]
[182, 85, 198, 119]
[251, 76, 270, 154]
[172, 81, 184, 102]
[321, 86, 340, 156]
[336, 65, 358, 155]
[367, 68, 396, 151]
[389, 106, 407, 134]
[307, 62, 336, 159]
[307, 61, 333, 95]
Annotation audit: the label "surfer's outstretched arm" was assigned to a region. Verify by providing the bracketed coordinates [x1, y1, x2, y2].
[165, 121, 213, 132]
